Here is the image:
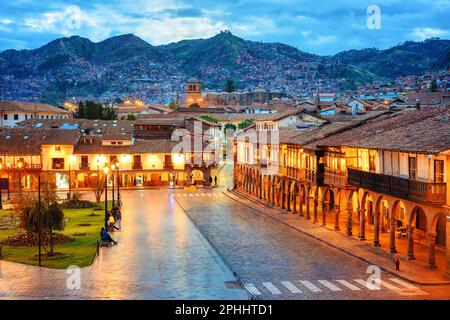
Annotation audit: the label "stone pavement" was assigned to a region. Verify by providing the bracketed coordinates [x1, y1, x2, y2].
[0, 190, 248, 300]
[226, 190, 450, 285]
[173, 189, 445, 300]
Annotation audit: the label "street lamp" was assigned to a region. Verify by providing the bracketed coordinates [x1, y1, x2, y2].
[103, 166, 109, 230]
[115, 161, 121, 208]
[111, 164, 116, 208]
[17, 160, 23, 197]
[68, 155, 77, 199]
[6, 162, 10, 200]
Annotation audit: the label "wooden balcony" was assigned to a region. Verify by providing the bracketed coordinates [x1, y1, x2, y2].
[132, 162, 143, 170]
[23, 164, 42, 171]
[79, 163, 90, 170]
[348, 168, 446, 206]
[324, 168, 348, 188]
[164, 162, 174, 170]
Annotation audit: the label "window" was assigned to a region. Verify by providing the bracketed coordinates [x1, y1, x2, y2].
[3, 114, 7, 120]
[14, 114, 19, 120]
[369, 150, 377, 172]
[81, 156, 89, 168]
[25, 115, 28, 120]
[117, 141, 123, 145]
[55, 146, 62, 152]
[52, 158, 65, 170]
[408, 157, 417, 180]
[434, 160, 444, 183]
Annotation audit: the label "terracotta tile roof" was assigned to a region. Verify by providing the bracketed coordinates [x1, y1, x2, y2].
[0, 101, 69, 114]
[315, 108, 450, 153]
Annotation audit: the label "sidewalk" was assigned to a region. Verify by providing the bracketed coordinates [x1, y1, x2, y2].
[225, 190, 450, 285]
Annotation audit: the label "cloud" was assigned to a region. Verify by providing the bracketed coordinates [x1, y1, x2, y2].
[0, 0, 449, 55]
[411, 27, 448, 41]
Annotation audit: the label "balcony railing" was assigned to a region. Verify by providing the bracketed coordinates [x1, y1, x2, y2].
[132, 162, 143, 170]
[348, 168, 446, 206]
[324, 168, 348, 187]
[79, 163, 90, 170]
[164, 162, 174, 170]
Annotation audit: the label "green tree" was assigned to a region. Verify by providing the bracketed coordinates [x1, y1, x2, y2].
[199, 115, 219, 123]
[224, 79, 235, 93]
[16, 175, 65, 256]
[238, 119, 253, 130]
[126, 113, 137, 120]
[430, 79, 439, 92]
[224, 123, 237, 132]
[168, 99, 180, 110]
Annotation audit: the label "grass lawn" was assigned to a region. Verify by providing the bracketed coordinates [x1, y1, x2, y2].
[0, 201, 111, 269]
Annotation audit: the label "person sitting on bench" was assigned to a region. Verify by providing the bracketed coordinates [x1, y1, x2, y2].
[100, 227, 118, 245]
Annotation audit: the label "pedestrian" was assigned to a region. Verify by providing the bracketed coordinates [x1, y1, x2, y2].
[209, 176, 213, 185]
[116, 209, 122, 230]
[214, 176, 218, 186]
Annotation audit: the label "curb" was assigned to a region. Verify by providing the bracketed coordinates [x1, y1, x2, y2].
[224, 190, 450, 286]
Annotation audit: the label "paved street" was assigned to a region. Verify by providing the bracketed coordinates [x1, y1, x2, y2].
[1, 188, 449, 300]
[173, 189, 450, 300]
[0, 189, 248, 300]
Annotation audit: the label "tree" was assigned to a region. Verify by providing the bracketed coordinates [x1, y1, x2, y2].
[199, 115, 219, 123]
[93, 173, 106, 204]
[126, 113, 137, 120]
[430, 79, 439, 92]
[238, 119, 253, 130]
[224, 123, 237, 132]
[224, 79, 235, 93]
[189, 102, 201, 108]
[16, 174, 65, 256]
[168, 99, 180, 110]
[74, 101, 117, 120]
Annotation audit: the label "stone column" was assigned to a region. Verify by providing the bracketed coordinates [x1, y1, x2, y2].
[358, 209, 366, 240]
[313, 199, 318, 224]
[281, 190, 286, 209]
[322, 201, 327, 227]
[286, 191, 291, 212]
[428, 233, 437, 269]
[299, 193, 304, 217]
[407, 225, 415, 260]
[346, 209, 353, 236]
[334, 204, 340, 231]
[389, 217, 397, 253]
[373, 212, 381, 247]
[292, 193, 297, 214]
[305, 195, 311, 220]
[446, 214, 450, 277]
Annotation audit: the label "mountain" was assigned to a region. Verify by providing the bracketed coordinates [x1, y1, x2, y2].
[334, 38, 450, 78]
[1, 31, 449, 104]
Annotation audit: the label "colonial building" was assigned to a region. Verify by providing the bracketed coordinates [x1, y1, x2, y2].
[235, 108, 450, 277]
[0, 117, 220, 191]
[0, 101, 70, 127]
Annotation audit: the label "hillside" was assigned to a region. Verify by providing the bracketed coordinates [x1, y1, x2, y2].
[0, 32, 449, 103]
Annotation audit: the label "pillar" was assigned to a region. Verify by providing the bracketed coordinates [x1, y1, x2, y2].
[322, 201, 327, 227]
[446, 214, 450, 277]
[334, 204, 340, 231]
[428, 233, 437, 269]
[313, 199, 318, 224]
[292, 193, 297, 214]
[346, 208, 353, 236]
[373, 212, 381, 247]
[407, 225, 415, 260]
[389, 217, 397, 253]
[305, 195, 311, 220]
[299, 193, 304, 217]
[358, 209, 366, 240]
[286, 190, 291, 212]
[281, 189, 286, 209]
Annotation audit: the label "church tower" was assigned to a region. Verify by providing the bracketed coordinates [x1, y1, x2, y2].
[185, 78, 205, 107]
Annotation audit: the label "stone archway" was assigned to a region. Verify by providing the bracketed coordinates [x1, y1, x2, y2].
[429, 211, 447, 270]
[346, 190, 360, 236]
[322, 188, 335, 227]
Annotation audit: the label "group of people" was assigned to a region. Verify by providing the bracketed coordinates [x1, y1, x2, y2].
[100, 206, 122, 246]
[209, 175, 218, 186]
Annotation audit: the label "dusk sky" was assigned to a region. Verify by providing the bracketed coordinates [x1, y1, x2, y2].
[0, 0, 449, 55]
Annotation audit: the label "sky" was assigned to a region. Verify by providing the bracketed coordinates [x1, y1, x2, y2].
[0, 0, 449, 55]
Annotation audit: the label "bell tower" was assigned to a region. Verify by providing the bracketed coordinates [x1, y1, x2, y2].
[185, 78, 204, 107]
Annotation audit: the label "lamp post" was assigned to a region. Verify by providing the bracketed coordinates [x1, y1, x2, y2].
[103, 166, 109, 230]
[6, 162, 10, 200]
[68, 155, 76, 199]
[111, 164, 116, 208]
[115, 161, 121, 208]
[17, 160, 23, 197]
[0, 163, 3, 210]
[37, 174, 42, 266]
